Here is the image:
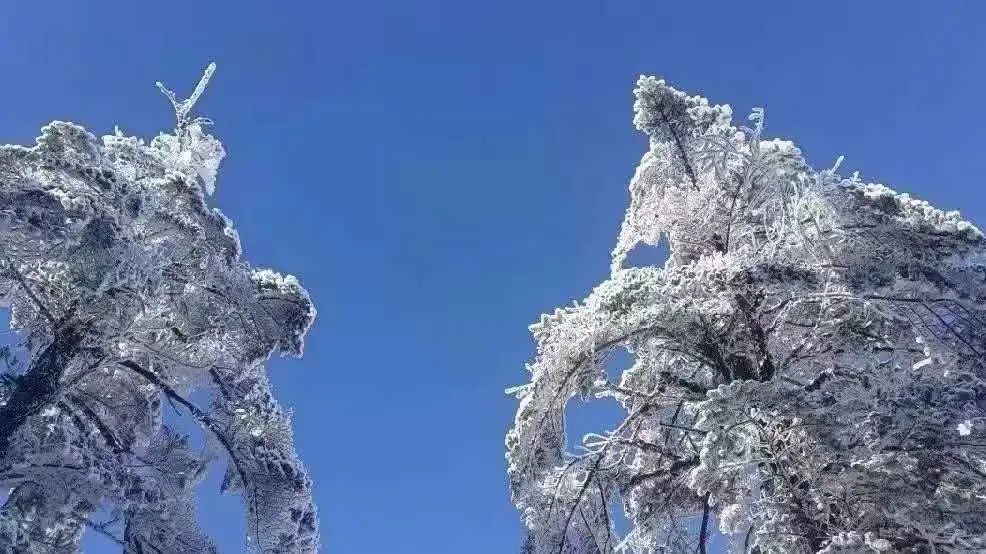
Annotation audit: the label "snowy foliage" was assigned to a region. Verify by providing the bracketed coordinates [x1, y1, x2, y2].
[507, 77, 986, 553]
[0, 64, 318, 552]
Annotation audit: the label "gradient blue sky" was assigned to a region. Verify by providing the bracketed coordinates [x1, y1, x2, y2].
[2, 1, 985, 552]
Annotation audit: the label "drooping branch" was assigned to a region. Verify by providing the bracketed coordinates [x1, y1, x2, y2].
[117, 360, 250, 494]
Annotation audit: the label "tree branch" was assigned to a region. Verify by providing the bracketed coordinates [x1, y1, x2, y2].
[698, 493, 711, 554]
[116, 360, 250, 496]
[659, 107, 699, 191]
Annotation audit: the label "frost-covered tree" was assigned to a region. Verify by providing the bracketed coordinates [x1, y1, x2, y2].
[0, 64, 318, 553]
[507, 77, 986, 553]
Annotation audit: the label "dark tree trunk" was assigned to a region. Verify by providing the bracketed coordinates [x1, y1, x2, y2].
[0, 326, 82, 458]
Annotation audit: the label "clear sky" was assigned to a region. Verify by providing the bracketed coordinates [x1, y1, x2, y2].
[2, 1, 985, 552]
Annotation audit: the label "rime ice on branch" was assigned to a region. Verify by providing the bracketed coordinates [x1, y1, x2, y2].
[0, 64, 319, 553]
[507, 77, 986, 553]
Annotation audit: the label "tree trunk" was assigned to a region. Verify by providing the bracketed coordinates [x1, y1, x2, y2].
[0, 327, 82, 458]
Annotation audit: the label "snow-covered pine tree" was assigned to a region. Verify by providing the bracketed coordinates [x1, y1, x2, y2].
[506, 77, 986, 553]
[0, 64, 318, 553]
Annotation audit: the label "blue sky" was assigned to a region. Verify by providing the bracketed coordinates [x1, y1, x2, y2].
[2, 1, 985, 552]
